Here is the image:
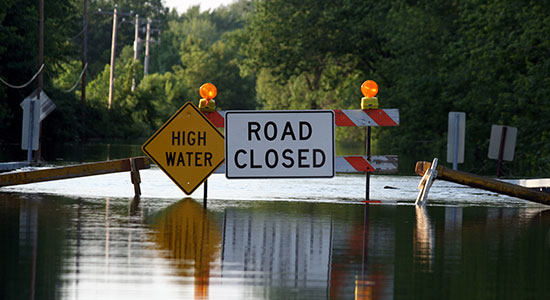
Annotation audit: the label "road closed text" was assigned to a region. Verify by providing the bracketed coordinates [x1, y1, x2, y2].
[225, 111, 334, 178]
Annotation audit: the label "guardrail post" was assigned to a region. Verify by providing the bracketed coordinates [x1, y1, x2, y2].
[130, 158, 142, 198]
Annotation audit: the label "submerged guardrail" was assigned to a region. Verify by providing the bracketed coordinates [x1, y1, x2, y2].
[0, 157, 150, 197]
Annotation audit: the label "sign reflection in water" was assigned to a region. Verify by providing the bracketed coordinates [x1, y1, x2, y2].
[1, 190, 550, 299]
[149, 198, 222, 299]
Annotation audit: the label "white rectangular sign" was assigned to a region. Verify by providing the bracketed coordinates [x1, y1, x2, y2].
[447, 112, 466, 164]
[20, 99, 40, 150]
[488, 125, 517, 161]
[225, 111, 334, 179]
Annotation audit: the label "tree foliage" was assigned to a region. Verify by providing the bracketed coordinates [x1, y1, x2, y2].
[1, 0, 549, 176]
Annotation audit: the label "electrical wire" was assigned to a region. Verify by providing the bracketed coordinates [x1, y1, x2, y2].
[57, 63, 88, 93]
[0, 64, 45, 89]
[68, 22, 88, 41]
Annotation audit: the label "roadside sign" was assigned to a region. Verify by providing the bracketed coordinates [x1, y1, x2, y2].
[20, 89, 56, 122]
[225, 110, 334, 179]
[488, 125, 517, 161]
[446, 112, 466, 167]
[20, 99, 40, 150]
[20, 89, 56, 151]
[142, 102, 225, 195]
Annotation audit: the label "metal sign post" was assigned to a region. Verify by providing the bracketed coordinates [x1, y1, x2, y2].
[447, 112, 466, 170]
[365, 126, 371, 201]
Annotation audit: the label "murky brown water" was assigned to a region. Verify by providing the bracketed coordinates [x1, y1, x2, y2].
[1, 189, 549, 299]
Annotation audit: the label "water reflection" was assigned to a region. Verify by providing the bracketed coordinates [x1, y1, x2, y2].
[1, 192, 550, 299]
[414, 206, 435, 271]
[19, 197, 39, 300]
[149, 198, 221, 299]
[354, 205, 374, 300]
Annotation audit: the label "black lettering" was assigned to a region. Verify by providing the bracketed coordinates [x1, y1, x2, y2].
[177, 152, 185, 166]
[195, 152, 202, 166]
[264, 121, 277, 141]
[172, 131, 181, 146]
[204, 152, 212, 167]
[313, 149, 325, 167]
[166, 152, 176, 166]
[265, 149, 278, 168]
[250, 149, 262, 168]
[281, 122, 296, 141]
[235, 149, 247, 168]
[187, 131, 196, 145]
[248, 122, 261, 141]
[299, 121, 312, 140]
[282, 149, 294, 168]
[197, 131, 206, 146]
[186, 152, 193, 164]
[298, 149, 310, 168]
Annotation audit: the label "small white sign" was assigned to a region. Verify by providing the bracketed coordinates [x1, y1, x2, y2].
[225, 111, 334, 179]
[488, 125, 517, 161]
[447, 112, 466, 164]
[20, 99, 40, 150]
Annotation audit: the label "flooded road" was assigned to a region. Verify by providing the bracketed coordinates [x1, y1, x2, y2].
[1, 169, 549, 299]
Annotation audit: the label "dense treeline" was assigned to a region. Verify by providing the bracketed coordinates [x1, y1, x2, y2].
[1, 0, 549, 176]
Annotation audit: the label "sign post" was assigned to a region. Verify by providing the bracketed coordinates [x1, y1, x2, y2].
[447, 112, 466, 170]
[20, 89, 56, 163]
[142, 102, 225, 195]
[225, 110, 334, 179]
[488, 125, 517, 178]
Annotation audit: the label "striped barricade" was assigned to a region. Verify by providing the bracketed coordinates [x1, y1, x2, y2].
[204, 108, 399, 174]
[212, 155, 398, 174]
[204, 109, 399, 128]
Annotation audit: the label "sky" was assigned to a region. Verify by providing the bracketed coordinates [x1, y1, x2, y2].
[163, 0, 237, 13]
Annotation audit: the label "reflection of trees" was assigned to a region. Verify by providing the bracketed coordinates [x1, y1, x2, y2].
[149, 198, 221, 298]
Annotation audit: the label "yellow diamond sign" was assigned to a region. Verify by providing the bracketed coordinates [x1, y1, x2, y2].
[142, 102, 224, 195]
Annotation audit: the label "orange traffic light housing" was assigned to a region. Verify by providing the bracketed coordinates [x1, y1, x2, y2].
[198, 83, 217, 112]
[361, 80, 379, 109]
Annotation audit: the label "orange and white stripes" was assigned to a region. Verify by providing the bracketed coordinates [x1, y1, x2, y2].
[205, 109, 399, 128]
[213, 155, 398, 174]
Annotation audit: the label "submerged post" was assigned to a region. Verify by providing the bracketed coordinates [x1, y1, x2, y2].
[130, 158, 142, 198]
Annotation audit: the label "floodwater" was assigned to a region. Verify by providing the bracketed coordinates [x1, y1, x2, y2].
[1, 139, 550, 300]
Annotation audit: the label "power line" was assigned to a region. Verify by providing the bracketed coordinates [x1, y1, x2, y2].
[0, 64, 45, 89]
[54, 63, 88, 93]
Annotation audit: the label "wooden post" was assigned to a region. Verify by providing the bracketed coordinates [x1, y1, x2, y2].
[130, 158, 142, 198]
[144, 18, 151, 77]
[108, 5, 118, 110]
[81, 0, 88, 109]
[415, 161, 550, 206]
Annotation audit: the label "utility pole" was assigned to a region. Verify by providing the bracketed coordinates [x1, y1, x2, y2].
[38, 0, 44, 91]
[98, 5, 132, 110]
[144, 17, 151, 77]
[131, 14, 139, 92]
[81, 0, 88, 108]
[33, 0, 44, 165]
[108, 5, 118, 110]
